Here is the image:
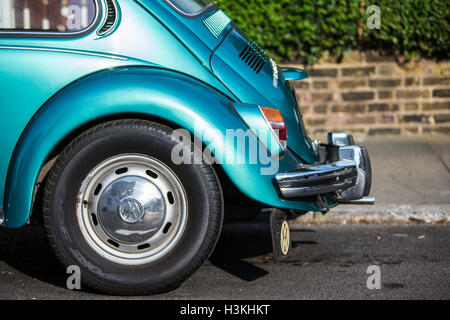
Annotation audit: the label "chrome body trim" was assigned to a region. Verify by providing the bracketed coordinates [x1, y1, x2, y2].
[328, 132, 355, 147]
[275, 132, 373, 200]
[338, 196, 375, 205]
[0, 45, 128, 60]
[338, 145, 372, 200]
[163, 0, 217, 18]
[275, 160, 358, 198]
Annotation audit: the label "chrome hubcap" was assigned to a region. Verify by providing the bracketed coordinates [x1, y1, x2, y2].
[98, 176, 166, 243]
[76, 154, 188, 265]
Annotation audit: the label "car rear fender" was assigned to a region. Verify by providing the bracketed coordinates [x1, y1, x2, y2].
[4, 66, 328, 228]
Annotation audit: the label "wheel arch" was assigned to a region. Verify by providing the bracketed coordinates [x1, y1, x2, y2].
[29, 112, 194, 224]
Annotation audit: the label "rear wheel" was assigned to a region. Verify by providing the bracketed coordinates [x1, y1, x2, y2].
[43, 120, 223, 295]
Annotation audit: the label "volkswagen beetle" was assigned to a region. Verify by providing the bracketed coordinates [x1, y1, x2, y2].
[0, 0, 373, 295]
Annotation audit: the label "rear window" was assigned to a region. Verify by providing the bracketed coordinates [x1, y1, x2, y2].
[166, 0, 215, 16]
[0, 0, 97, 33]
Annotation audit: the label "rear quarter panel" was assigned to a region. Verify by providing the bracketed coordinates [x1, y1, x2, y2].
[4, 66, 329, 228]
[0, 50, 134, 210]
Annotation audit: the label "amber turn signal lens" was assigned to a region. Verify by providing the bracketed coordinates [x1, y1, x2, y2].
[260, 106, 287, 149]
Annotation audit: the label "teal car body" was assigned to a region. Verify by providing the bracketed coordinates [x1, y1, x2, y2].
[0, 0, 370, 229]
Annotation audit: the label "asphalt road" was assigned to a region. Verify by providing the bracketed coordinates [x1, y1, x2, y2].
[0, 221, 449, 300]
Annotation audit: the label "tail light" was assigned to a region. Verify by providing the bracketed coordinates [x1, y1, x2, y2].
[260, 106, 287, 149]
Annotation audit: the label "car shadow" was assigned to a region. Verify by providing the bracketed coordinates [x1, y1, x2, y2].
[210, 214, 317, 282]
[0, 214, 318, 290]
[0, 225, 66, 288]
[0, 224, 105, 295]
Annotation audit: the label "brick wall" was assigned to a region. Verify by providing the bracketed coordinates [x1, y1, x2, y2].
[285, 52, 450, 141]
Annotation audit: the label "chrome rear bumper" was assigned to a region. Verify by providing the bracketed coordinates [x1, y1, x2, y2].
[275, 160, 357, 198]
[275, 132, 373, 201]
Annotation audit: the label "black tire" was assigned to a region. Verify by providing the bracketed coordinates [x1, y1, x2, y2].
[43, 119, 223, 295]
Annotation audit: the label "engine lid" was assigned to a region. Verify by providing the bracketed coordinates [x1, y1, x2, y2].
[210, 27, 317, 164]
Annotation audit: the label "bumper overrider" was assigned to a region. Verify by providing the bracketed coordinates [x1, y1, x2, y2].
[275, 132, 373, 204]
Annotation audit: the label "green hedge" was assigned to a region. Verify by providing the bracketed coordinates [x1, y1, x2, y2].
[216, 0, 449, 64]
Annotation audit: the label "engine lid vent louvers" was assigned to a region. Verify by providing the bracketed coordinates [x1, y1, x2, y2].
[203, 10, 231, 38]
[97, 0, 118, 36]
[239, 40, 267, 74]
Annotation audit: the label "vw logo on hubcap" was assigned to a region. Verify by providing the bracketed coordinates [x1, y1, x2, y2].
[119, 197, 145, 224]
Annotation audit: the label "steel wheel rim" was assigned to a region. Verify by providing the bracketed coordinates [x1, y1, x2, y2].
[76, 154, 188, 265]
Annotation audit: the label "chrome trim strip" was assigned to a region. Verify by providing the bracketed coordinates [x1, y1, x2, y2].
[163, 0, 217, 18]
[0, 45, 128, 61]
[338, 196, 375, 205]
[0, 208, 4, 226]
[276, 160, 356, 181]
